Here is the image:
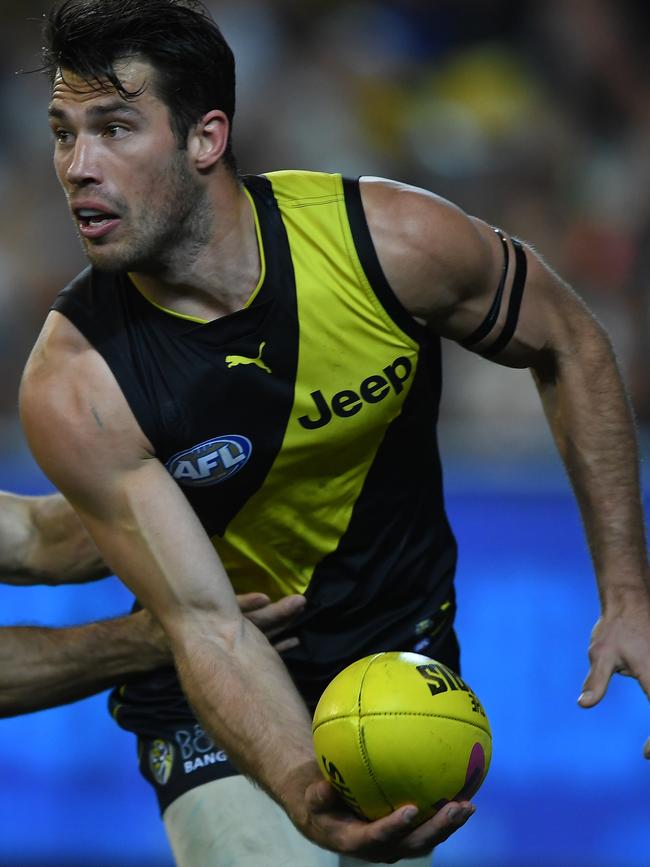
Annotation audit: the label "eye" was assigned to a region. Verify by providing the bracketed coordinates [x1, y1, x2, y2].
[103, 123, 129, 139]
[53, 128, 72, 144]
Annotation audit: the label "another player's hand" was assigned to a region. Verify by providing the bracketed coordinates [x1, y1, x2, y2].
[136, 593, 305, 658]
[301, 776, 474, 862]
[237, 592, 306, 653]
[578, 584, 650, 758]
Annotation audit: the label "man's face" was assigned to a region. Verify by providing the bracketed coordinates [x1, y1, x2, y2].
[48, 58, 207, 273]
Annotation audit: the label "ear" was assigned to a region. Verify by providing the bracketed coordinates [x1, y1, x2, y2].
[188, 110, 230, 170]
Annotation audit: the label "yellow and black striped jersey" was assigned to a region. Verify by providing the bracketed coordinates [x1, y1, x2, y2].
[53, 170, 458, 712]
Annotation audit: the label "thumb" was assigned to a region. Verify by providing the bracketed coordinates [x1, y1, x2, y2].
[305, 778, 338, 812]
[578, 655, 614, 708]
[236, 592, 271, 613]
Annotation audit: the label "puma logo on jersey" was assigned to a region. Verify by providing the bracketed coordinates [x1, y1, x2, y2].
[298, 356, 413, 430]
[225, 341, 271, 374]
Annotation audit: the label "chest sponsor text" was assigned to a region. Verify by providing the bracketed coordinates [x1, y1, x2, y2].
[298, 356, 413, 430]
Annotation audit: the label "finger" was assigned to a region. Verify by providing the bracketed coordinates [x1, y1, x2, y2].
[305, 778, 340, 813]
[613, 664, 650, 704]
[305, 782, 473, 862]
[406, 801, 475, 849]
[236, 593, 270, 614]
[305, 782, 419, 862]
[247, 594, 306, 635]
[337, 801, 468, 857]
[639, 682, 650, 707]
[305, 778, 372, 823]
[361, 801, 474, 863]
[273, 636, 300, 654]
[578, 654, 617, 707]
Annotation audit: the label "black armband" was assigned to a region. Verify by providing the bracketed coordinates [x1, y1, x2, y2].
[461, 229, 527, 357]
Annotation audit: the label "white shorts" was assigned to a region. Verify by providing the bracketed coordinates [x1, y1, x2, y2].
[163, 775, 434, 867]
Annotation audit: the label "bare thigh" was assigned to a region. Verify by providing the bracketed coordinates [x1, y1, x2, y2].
[163, 775, 433, 867]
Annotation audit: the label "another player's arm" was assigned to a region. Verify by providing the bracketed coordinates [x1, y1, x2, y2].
[0, 482, 303, 710]
[0, 468, 303, 716]
[20, 311, 468, 861]
[0, 491, 108, 585]
[361, 178, 650, 747]
[0, 595, 304, 717]
[0, 609, 167, 716]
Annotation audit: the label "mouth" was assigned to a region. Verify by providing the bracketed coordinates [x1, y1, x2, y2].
[73, 207, 122, 240]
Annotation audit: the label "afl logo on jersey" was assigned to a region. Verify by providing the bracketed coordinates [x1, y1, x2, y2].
[166, 435, 252, 487]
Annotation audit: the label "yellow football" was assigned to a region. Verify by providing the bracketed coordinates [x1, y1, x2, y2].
[312, 651, 491, 822]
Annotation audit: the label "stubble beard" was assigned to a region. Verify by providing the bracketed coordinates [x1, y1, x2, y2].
[79, 153, 213, 275]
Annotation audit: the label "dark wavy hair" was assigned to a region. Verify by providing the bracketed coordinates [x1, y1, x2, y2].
[42, 0, 237, 173]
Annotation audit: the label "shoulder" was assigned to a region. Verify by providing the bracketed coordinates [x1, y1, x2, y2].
[358, 177, 500, 323]
[21, 310, 148, 441]
[20, 312, 153, 511]
[22, 310, 94, 395]
[21, 309, 109, 405]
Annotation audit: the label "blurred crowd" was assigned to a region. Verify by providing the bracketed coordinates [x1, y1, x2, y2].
[0, 0, 648, 459]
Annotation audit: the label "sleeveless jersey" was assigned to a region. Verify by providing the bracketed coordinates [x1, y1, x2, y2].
[52, 170, 458, 716]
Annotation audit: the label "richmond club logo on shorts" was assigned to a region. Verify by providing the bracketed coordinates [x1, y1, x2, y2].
[165, 435, 252, 487]
[149, 739, 175, 786]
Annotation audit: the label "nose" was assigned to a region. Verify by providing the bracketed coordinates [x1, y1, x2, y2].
[65, 135, 102, 187]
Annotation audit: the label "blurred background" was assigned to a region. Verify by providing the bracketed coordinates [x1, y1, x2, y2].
[0, 1, 648, 865]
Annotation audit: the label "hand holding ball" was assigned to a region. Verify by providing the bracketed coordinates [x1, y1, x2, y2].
[312, 652, 491, 822]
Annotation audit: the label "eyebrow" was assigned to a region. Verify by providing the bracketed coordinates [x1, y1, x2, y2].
[47, 100, 144, 121]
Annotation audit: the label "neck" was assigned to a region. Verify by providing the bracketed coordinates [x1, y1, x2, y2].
[129, 172, 260, 321]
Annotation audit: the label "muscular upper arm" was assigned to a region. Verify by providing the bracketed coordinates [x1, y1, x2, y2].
[359, 177, 607, 375]
[19, 311, 241, 633]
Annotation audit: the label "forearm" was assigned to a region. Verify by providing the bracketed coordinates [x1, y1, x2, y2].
[0, 492, 108, 586]
[535, 317, 649, 602]
[170, 609, 316, 824]
[17, 399, 320, 823]
[0, 610, 169, 716]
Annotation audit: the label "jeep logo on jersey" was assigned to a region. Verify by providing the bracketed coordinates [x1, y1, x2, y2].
[166, 435, 252, 486]
[298, 356, 413, 430]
